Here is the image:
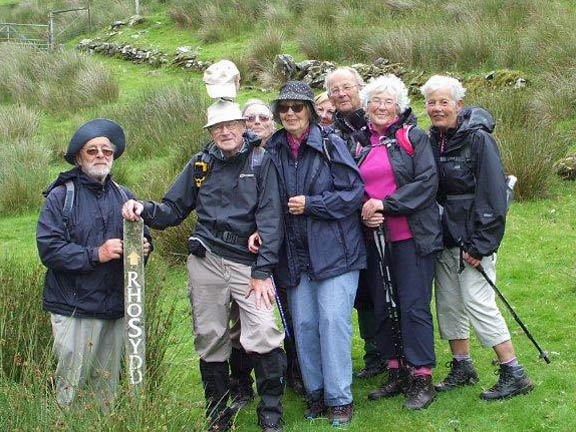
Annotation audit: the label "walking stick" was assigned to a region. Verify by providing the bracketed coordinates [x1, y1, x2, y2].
[270, 276, 292, 341]
[373, 225, 404, 364]
[476, 265, 551, 364]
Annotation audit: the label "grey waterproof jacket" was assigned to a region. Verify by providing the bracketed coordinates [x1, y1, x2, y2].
[140, 133, 283, 279]
[429, 106, 507, 258]
[350, 109, 443, 257]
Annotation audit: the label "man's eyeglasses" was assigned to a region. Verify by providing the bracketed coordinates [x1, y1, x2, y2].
[278, 103, 305, 114]
[209, 120, 243, 133]
[85, 147, 114, 157]
[245, 114, 272, 122]
[329, 84, 359, 96]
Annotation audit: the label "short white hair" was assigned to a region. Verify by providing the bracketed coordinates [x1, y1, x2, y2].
[324, 67, 365, 94]
[242, 98, 272, 116]
[420, 75, 466, 101]
[360, 74, 410, 113]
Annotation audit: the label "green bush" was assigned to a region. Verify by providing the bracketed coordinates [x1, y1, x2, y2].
[0, 44, 118, 113]
[0, 104, 40, 141]
[0, 137, 53, 215]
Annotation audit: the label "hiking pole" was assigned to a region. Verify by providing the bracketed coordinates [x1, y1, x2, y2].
[476, 264, 551, 364]
[373, 224, 405, 364]
[270, 276, 292, 341]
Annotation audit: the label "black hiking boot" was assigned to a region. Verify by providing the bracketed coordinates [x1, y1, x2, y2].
[304, 393, 327, 419]
[480, 364, 534, 401]
[356, 360, 387, 379]
[253, 348, 286, 431]
[435, 359, 479, 392]
[229, 347, 255, 411]
[368, 367, 408, 400]
[200, 360, 232, 431]
[404, 375, 436, 410]
[229, 377, 255, 412]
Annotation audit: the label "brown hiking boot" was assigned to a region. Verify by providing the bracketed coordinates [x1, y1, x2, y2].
[404, 375, 436, 410]
[435, 359, 478, 392]
[304, 395, 327, 420]
[367, 367, 408, 400]
[480, 364, 534, 401]
[328, 403, 353, 427]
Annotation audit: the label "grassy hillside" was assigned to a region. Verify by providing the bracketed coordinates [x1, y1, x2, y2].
[1, 1, 576, 431]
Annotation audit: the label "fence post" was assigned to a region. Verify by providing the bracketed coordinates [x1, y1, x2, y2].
[48, 11, 54, 49]
[87, 0, 92, 33]
[135, 0, 140, 16]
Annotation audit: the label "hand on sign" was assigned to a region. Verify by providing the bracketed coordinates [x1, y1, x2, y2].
[98, 238, 123, 262]
[143, 237, 151, 257]
[122, 199, 144, 221]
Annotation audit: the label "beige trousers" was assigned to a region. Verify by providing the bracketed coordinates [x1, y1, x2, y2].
[187, 250, 284, 362]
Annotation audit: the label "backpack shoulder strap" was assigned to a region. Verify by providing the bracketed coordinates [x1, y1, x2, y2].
[394, 124, 414, 156]
[111, 180, 130, 203]
[62, 180, 75, 242]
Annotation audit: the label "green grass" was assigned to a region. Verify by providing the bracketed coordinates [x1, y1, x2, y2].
[1, 180, 575, 430]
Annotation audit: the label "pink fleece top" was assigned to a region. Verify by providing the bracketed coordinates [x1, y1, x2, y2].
[359, 123, 412, 242]
[287, 127, 310, 159]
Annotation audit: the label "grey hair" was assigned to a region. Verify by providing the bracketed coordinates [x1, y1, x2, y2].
[420, 75, 466, 101]
[360, 74, 410, 113]
[242, 98, 272, 116]
[324, 67, 365, 94]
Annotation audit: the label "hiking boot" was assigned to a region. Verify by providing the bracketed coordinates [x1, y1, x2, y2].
[328, 403, 353, 427]
[229, 379, 255, 412]
[480, 364, 534, 401]
[368, 367, 408, 400]
[404, 375, 436, 410]
[355, 361, 387, 379]
[207, 407, 233, 432]
[304, 395, 327, 419]
[435, 359, 478, 392]
[260, 422, 282, 432]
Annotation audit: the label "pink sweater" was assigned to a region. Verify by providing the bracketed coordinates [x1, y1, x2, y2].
[359, 124, 412, 242]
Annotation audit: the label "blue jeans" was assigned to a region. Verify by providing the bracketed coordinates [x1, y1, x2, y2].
[288, 271, 359, 406]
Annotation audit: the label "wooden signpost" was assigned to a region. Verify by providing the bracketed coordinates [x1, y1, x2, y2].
[123, 219, 146, 394]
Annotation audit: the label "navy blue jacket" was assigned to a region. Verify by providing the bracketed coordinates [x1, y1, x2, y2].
[266, 124, 367, 288]
[37, 168, 150, 319]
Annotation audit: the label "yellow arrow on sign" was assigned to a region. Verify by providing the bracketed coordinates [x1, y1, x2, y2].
[128, 251, 141, 266]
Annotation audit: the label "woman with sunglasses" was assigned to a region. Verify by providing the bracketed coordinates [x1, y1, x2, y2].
[265, 81, 366, 427]
[242, 99, 276, 146]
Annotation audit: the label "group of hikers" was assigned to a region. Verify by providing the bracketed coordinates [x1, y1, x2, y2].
[37, 60, 534, 431]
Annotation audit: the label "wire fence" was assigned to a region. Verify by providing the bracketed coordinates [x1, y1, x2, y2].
[0, 4, 91, 50]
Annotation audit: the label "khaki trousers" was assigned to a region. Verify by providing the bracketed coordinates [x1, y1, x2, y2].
[187, 250, 284, 362]
[50, 314, 124, 408]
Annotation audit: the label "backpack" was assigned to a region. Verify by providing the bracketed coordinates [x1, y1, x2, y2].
[354, 124, 414, 167]
[61, 180, 129, 242]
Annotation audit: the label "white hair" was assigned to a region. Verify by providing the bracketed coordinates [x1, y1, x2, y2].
[324, 67, 365, 94]
[420, 75, 466, 101]
[360, 74, 410, 113]
[242, 98, 272, 116]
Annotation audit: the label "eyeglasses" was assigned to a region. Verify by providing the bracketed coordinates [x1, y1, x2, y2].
[329, 84, 359, 96]
[209, 120, 243, 133]
[278, 103, 305, 114]
[245, 114, 272, 122]
[368, 97, 397, 107]
[85, 147, 115, 157]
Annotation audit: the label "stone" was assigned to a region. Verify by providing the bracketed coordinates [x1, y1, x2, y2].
[554, 155, 576, 180]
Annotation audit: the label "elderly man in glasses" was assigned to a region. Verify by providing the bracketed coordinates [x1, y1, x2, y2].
[37, 118, 152, 408]
[324, 67, 387, 381]
[122, 100, 286, 432]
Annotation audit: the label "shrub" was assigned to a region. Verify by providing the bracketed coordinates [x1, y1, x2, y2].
[104, 83, 207, 162]
[469, 88, 568, 200]
[0, 105, 40, 141]
[0, 137, 53, 216]
[0, 44, 118, 113]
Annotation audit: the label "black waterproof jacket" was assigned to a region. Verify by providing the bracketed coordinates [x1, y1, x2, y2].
[350, 109, 443, 257]
[266, 124, 366, 288]
[429, 106, 507, 258]
[37, 168, 150, 319]
[332, 108, 368, 150]
[140, 133, 283, 279]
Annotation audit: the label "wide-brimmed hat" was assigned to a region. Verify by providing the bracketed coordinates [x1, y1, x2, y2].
[203, 59, 240, 99]
[204, 99, 245, 129]
[65, 118, 125, 165]
[271, 81, 319, 123]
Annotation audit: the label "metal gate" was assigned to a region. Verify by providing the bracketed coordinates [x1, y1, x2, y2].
[0, 22, 49, 49]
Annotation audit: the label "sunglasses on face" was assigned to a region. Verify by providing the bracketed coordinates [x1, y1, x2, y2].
[245, 114, 271, 122]
[278, 103, 306, 114]
[85, 147, 114, 157]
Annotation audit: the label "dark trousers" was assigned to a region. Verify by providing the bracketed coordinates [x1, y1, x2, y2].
[361, 238, 436, 367]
